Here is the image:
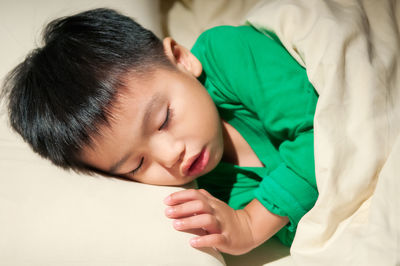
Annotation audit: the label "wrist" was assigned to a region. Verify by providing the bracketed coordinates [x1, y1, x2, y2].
[234, 208, 259, 254]
[243, 199, 289, 247]
[237, 208, 259, 251]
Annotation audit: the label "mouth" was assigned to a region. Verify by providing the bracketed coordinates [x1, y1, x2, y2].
[182, 148, 209, 177]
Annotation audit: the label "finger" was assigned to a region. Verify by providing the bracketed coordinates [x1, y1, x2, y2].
[190, 234, 226, 249]
[165, 199, 213, 219]
[164, 189, 207, 206]
[177, 228, 208, 237]
[173, 213, 221, 234]
[197, 188, 213, 198]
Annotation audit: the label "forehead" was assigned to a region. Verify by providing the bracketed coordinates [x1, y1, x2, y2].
[78, 72, 170, 170]
[108, 69, 168, 123]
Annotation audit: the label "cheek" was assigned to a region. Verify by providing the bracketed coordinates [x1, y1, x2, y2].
[136, 163, 176, 185]
[142, 163, 196, 186]
[180, 92, 219, 131]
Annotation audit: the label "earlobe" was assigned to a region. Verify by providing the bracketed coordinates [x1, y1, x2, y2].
[163, 37, 202, 78]
[187, 55, 203, 78]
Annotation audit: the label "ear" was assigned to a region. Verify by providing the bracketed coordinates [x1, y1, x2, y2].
[163, 37, 202, 77]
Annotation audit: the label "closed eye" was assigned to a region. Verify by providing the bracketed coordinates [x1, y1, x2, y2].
[129, 157, 144, 176]
[159, 106, 172, 130]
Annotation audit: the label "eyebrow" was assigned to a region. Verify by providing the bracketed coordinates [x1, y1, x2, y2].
[108, 92, 164, 174]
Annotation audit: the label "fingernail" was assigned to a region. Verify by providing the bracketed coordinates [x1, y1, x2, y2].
[173, 220, 183, 229]
[165, 207, 174, 216]
[164, 195, 171, 204]
[190, 238, 199, 247]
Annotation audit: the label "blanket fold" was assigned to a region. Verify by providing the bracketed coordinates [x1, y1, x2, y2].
[246, 0, 400, 265]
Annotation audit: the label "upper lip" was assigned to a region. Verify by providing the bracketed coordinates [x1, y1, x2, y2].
[181, 150, 202, 176]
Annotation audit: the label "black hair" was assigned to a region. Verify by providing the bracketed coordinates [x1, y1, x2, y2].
[1, 8, 173, 173]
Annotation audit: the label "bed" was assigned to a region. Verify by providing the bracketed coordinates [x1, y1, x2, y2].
[1, 0, 399, 265]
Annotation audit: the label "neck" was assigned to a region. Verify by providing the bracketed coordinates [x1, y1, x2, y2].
[221, 120, 239, 165]
[220, 119, 264, 167]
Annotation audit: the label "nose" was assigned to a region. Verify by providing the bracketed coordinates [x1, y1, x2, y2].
[150, 133, 185, 169]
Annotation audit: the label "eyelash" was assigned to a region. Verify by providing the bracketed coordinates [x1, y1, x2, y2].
[129, 157, 144, 176]
[158, 106, 173, 130]
[130, 106, 173, 177]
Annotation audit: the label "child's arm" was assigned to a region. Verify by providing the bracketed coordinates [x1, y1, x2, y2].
[164, 189, 288, 255]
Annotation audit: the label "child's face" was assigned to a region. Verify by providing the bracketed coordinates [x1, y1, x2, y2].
[79, 38, 224, 185]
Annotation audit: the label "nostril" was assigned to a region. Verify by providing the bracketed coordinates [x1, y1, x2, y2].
[166, 154, 182, 169]
[163, 144, 185, 170]
[173, 154, 184, 169]
[168, 149, 185, 170]
[177, 146, 185, 164]
[179, 150, 185, 163]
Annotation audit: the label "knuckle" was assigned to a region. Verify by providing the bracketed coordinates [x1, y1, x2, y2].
[188, 189, 199, 196]
[215, 235, 226, 246]
[195, 200, 205, 211]
[198, 189, 209, 196]
[204, 214, 216, 225]
[195, 199, 206, 211]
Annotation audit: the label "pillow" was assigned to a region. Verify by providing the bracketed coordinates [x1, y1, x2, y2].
[0, 0, 224, 265]
[166, 0, 261, 49]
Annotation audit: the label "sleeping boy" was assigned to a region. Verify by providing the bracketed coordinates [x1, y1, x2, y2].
[1, 8, 318, 255]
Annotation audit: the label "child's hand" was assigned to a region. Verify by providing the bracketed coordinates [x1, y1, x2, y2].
[164, 189, 256, 255]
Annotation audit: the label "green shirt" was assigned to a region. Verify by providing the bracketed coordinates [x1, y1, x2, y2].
[191, 25, 319, 246]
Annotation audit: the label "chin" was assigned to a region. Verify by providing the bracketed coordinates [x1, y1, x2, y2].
[161, 177, 193, 187]
[178, 176, 198, 186]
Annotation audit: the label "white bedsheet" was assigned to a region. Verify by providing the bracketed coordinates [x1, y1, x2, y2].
[246, 0, 399, 265]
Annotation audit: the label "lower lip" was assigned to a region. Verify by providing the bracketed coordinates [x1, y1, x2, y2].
[187, 148, 209, 176]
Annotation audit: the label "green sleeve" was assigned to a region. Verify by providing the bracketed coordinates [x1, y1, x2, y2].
[192, 26, 319, 238]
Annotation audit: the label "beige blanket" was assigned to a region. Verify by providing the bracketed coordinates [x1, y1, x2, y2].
[246, 0, 399, 265]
